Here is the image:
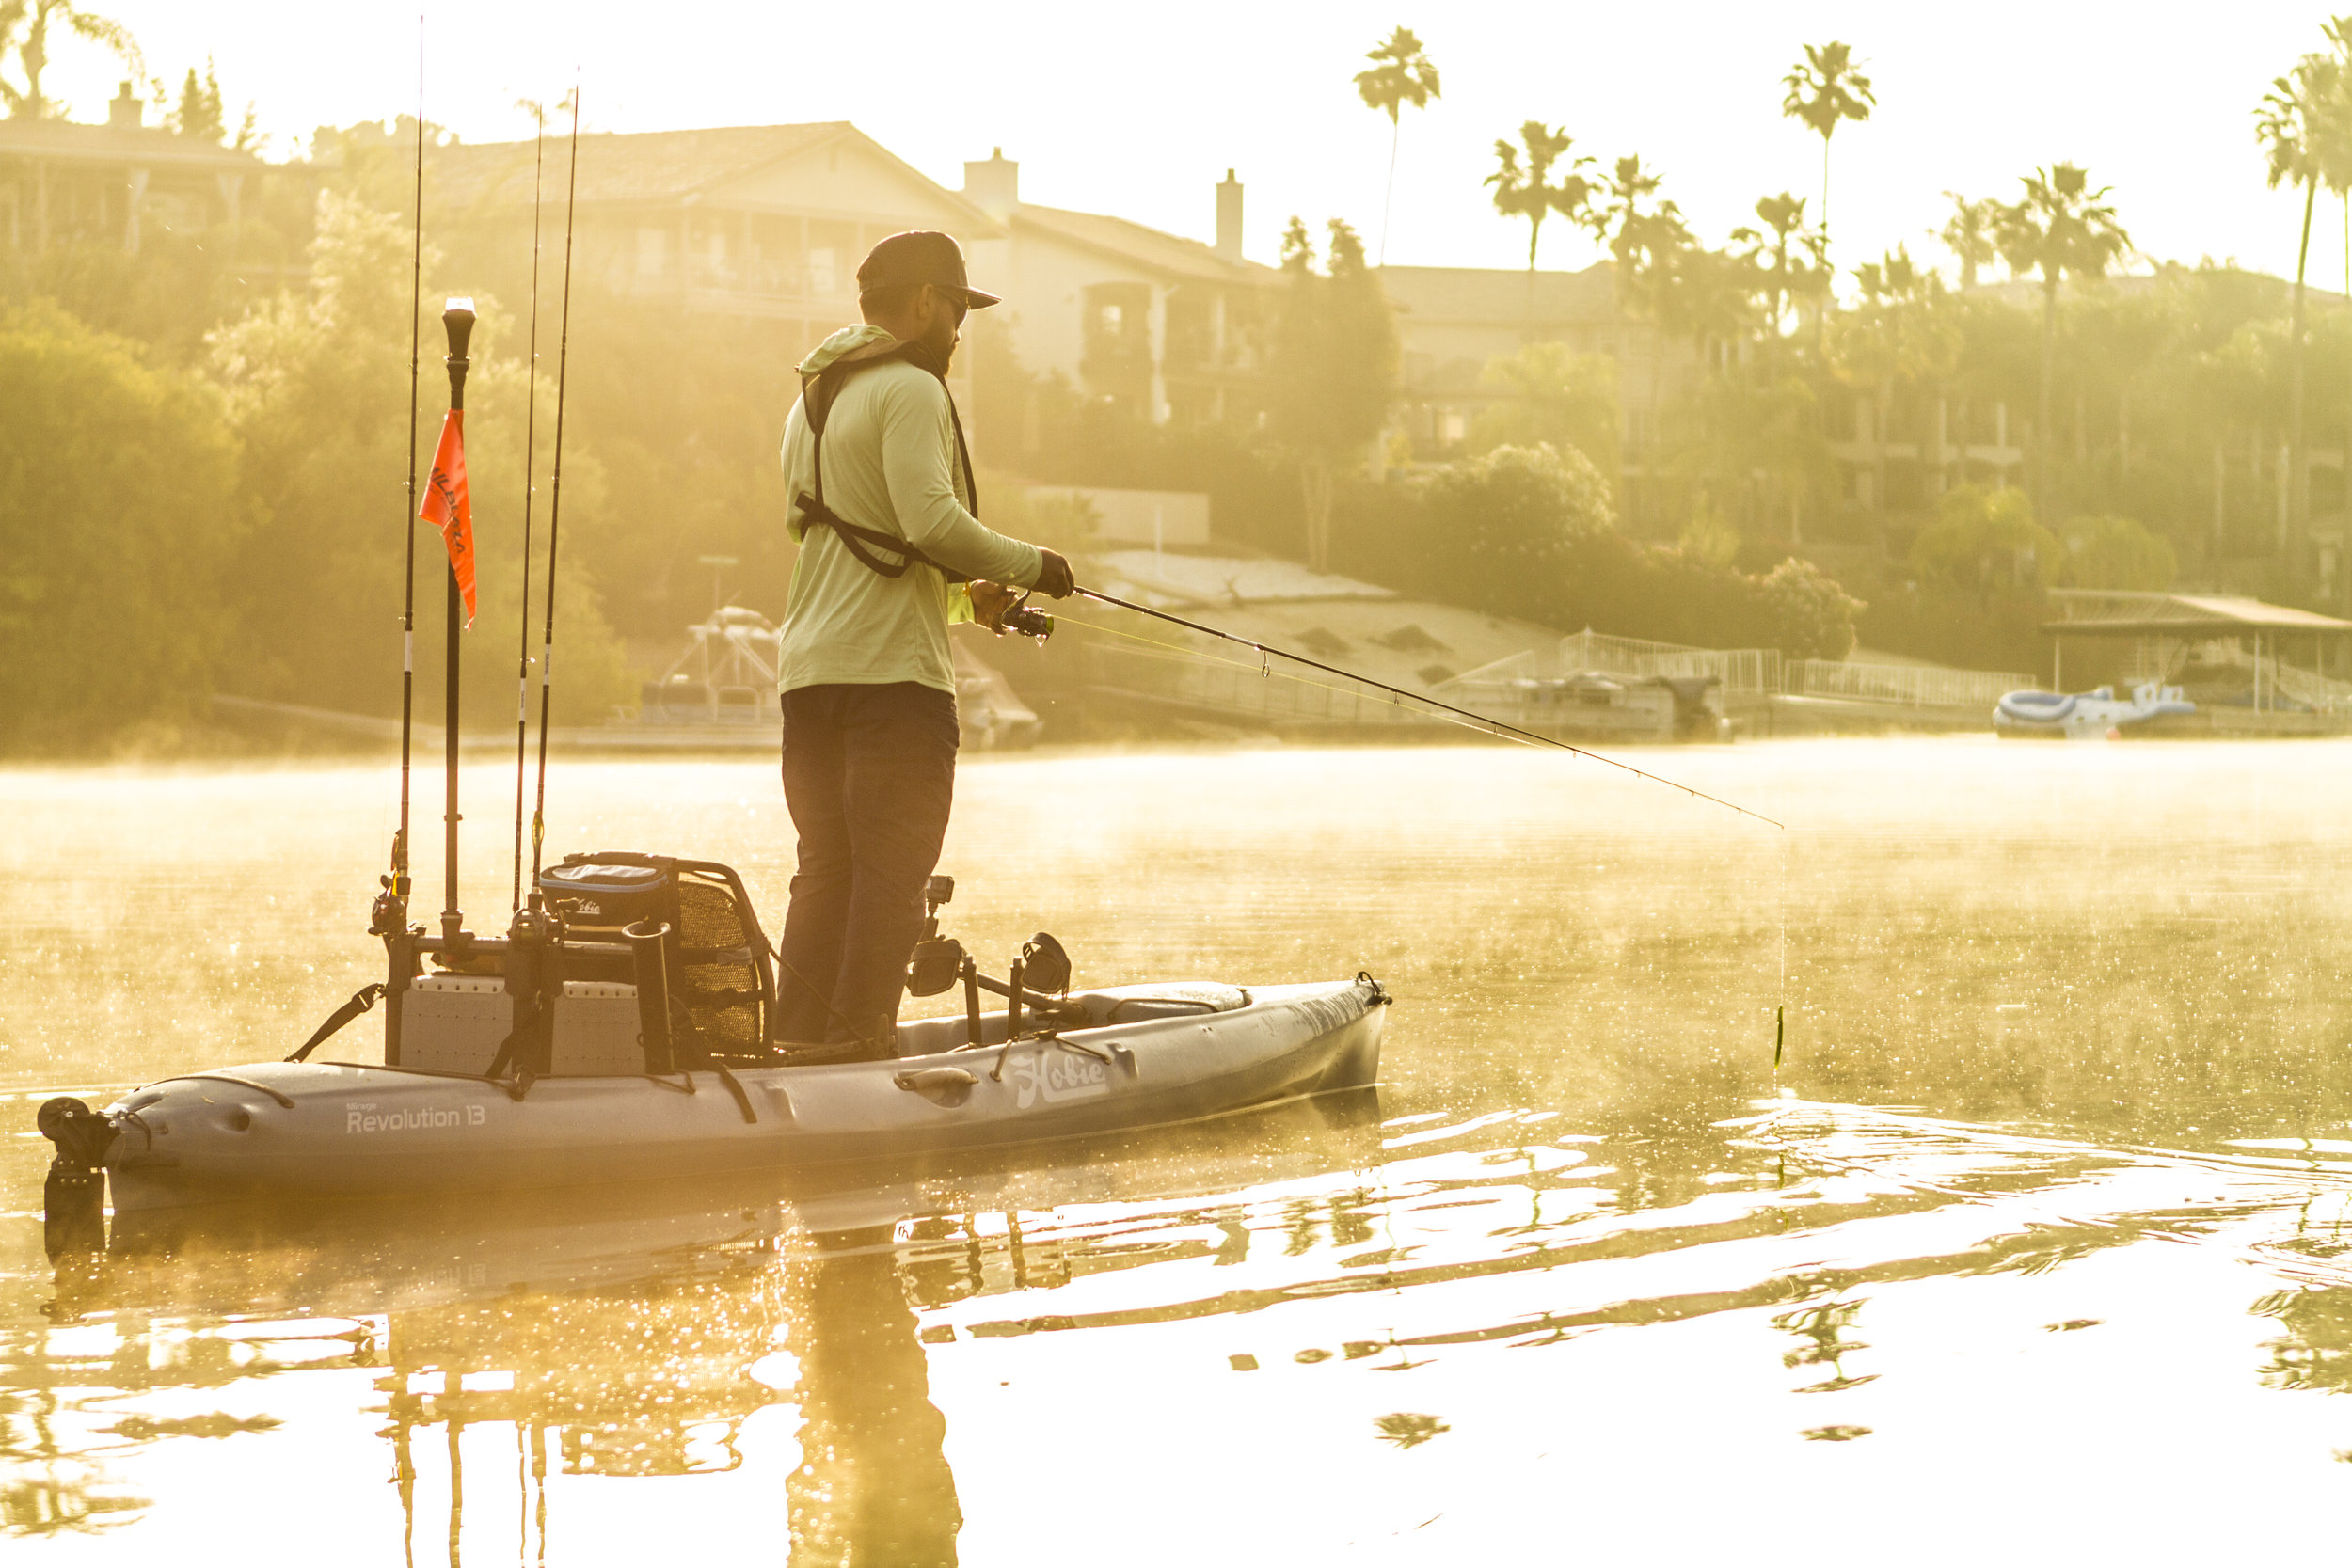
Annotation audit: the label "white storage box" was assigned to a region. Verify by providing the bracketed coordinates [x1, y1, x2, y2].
[400, 974, 512, 1073]
[549, 980, 644, 1076]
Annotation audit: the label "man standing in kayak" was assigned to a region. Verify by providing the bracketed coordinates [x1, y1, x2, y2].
[773, 230, 1073, 1058]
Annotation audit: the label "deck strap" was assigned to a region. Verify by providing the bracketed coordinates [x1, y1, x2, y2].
[286, 984, 387, 1062]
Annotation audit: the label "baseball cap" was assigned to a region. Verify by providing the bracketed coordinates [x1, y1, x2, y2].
[856, 230, 1000, 309]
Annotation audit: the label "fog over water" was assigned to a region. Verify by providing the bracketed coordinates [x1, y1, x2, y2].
[8, 738, 2352, 1560]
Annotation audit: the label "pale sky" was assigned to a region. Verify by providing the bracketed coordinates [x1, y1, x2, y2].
[38, 2, 2352, 291]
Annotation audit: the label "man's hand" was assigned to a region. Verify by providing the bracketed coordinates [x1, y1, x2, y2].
[968, 581, 1017, 633]
[1034, 549, 1075, 599]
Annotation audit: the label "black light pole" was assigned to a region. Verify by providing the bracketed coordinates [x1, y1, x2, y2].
[440, 298, 476, 942]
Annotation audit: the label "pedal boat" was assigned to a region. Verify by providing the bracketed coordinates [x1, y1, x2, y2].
[72, 977, 1386, 1213]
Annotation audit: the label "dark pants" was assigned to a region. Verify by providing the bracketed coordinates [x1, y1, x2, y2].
[776, 682, 959, 1050]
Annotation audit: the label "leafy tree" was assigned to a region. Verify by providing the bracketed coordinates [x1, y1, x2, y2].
[1414, 443, 1615, 623]
[1265, 216, 1397, 571]
[207, 192, 628, 724]
[1910, 483, 2059, 594]
[1758, 557, 1863, 658]
[2056, 514, 2177, 590]
[0, 0, 138, 119]
[1780, 41, 1874, 267]
[1485, 121, 1597, 292]
[1468, 341, 1619, 478]
[1994, 164, 2131, 527]
[0, 301, 237, 749]
[1355, 25, 1440, 266]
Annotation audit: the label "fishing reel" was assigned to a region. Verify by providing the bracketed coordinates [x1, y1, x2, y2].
[1000, 591, 1054, 643]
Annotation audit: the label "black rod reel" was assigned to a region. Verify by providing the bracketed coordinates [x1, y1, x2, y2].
[999, 591, 1054, 642]
[903, 876, 1081, 1045]
[38, 1097, 117, 1282]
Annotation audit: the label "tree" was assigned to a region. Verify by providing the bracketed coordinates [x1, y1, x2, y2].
[1994, 163, 2131, 527]
[1485, 121, 1597, 293]
[2056, 515, 2177, 590]
[157, 57, 256, 150]
[0, 302, 238, 749]
[1911, 483, 2059, 594]
[0, 0, 139, 119]
[208, 192, 629, 722]
[1780, 41, 1874, 269]
[1828, 246, 1959, 535]
[1355, 25, 1440, 268]
[1738, 191, 1810, 361]
[1939, 193, 2000, 290]
[1758, 557, 1863, 658]
[1467, 341, 1620, 478]
[2255, 49, 2344, 570]
[1265, 217, 1398, 571]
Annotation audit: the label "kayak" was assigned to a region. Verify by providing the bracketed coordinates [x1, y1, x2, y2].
[72, 976, 1389, 1213]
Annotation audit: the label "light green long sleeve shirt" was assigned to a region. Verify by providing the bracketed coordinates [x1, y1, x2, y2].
[776, 325, 1044, 694]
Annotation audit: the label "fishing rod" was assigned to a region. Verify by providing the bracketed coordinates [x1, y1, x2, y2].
[511, 104, 546, 911]
[386, 33, 425, 924]
[527, 85, 580, 898]
[1063, 587, 1784, 830]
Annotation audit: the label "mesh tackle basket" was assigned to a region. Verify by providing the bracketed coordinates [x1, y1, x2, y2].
[537, 853, 776, 1064]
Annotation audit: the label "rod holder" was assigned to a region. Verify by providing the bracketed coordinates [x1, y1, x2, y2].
[626, 919, 675, 1073]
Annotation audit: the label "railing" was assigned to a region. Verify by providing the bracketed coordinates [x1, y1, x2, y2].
[1446, 630, 1782, 697]
[1785, 659, 2031, 710]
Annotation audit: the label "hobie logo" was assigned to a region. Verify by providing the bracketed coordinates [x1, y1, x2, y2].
[1009, 1048, 1109, 1110]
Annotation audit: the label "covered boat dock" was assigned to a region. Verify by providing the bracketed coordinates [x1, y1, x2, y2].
[2044, 591, 2352, 729]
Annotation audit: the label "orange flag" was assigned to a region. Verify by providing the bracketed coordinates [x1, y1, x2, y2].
[420, 409, 476, 626]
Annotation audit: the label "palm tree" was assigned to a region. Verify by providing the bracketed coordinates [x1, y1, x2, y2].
[1739, 192, 1809, 364]
[1355, 25, 1440, 268]
[1486, 121, 1597, 319]
[2256, 52, 2340, 569]
[1780, 42, 1875, 268]
[1994, 164, 2132, 526]
[0, 0, 139, 119]
[1939, 193, 2000, 291]
[1831, 247, 1960, 540]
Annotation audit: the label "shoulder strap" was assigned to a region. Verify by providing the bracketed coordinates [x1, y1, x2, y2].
[791, 344, 978, 583]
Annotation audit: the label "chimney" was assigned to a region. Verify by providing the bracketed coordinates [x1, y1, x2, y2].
[963, 148, 1018, 221]
[1215, 169, 1243, 262]
[107, 81, 142, 130]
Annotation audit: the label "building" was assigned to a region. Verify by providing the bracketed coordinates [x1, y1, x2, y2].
[0, 82, 265, 257]
[429, 121, 1005, 380]
[960, 150, 1275, 427]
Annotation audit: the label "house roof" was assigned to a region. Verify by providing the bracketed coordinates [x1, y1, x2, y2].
[2043, 590, 2352, 635]
[1010, 202, 1275, 286]
[0, 116, 265, 173]
[1374, 262, 1619, 325]
[427, 122, 1001, 232]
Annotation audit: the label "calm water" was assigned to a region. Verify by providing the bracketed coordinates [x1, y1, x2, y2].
[8, 739, 2352, 1561]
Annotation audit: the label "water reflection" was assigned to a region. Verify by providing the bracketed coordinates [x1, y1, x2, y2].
[16, 745, 2352, 1557]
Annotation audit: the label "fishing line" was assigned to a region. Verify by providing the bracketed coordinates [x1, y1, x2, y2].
[528, 83, 580, 890]
[391, 26, 424, 906]
[1062, 590, 1784, 829]
[511, 104, 546, 911]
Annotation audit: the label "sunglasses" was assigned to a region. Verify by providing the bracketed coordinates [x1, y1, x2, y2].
[931, 286, 969, 325]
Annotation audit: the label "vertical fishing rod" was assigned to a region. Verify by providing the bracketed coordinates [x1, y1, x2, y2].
[389, 31, 425, 918]
[439, 300, 478, 941]
[527, 86, 580, 898]
[511, 107, 547, 912]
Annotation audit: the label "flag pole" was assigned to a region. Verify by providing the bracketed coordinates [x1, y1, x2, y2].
[436, 299, 478, 942]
